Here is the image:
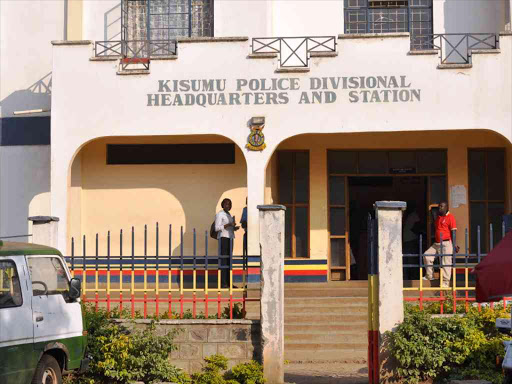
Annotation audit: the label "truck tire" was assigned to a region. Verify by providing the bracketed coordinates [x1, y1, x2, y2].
[505, 371, 512, 384]
[31, 354, 62, 384]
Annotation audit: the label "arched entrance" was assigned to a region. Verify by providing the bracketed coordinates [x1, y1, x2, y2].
[264, 129, 512, 281]
[67, 134, 248, 257]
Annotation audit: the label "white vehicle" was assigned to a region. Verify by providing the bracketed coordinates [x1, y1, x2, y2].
[496, 315, 512, 384]
[0, 241, 88, 384]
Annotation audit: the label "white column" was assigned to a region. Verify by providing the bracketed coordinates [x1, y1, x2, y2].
[51, 148, 74, 254]
[374, 201, 406, 383]
[258, 204, 285, 384]
[375, 201, 406, 333]
[246, 160, 266, 255]
[28, 216, 59, 248]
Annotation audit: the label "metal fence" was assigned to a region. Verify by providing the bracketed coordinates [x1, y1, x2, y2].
[410, 33, 499, 65]
[251, 36, 336, 68]
[94, 40, 178, 70]
[402, 222, 510, 313]
[69, 224, 260, 319]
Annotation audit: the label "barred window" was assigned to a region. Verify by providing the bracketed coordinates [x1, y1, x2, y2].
[122, 0, 213, 42]
[344, 0, 433, 49]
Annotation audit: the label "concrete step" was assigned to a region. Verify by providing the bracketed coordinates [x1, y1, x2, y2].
[284, 297, 367, 305]
[285, 288, 368, 298]
[284, 349, 367, 364]
[285, 332, 367, 343]
[285, 323, 367, 333]
[285, 305, 367, 315]
[285, 281, 369, 289]
[285, 342, 367, 351]
[285, 314, 367, 324]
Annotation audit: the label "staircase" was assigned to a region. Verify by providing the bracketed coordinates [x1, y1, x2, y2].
[283, 281, 368, 364]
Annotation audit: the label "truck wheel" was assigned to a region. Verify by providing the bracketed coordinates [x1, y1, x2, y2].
[505, 372, 512, 384]
[31, 354, 62, 384]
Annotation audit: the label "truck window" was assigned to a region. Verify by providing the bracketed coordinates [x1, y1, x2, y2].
[28, 257, 70, 298]
[0, 261, 22, 308]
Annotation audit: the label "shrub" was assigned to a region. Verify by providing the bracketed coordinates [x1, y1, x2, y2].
[387, 304, 510, 384]
[191, 355, 264, 384]
[225, 360, 265, 384]
[73, 305, 190, 384]
[73, 305, 262, 384]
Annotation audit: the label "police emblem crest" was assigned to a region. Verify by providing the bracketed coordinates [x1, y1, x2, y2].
[246, 124, 266, 151]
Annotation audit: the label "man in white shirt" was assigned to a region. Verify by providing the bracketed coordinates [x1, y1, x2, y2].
[215, 198, 239, 288]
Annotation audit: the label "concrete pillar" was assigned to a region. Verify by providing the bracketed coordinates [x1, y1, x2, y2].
[28, 216, 60, 249]
[258, 204, 285, 384]
[247, 162, 266, 255]
[375, 201, 405, 333]
[374, 201, 406, 383]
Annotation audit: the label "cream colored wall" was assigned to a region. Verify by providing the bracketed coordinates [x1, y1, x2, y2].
[67, 0, 83, 40]
[272, 130, 511, 259]
[70, 135, 247, 256]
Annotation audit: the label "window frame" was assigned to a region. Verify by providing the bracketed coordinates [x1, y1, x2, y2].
[327, 149, 448, 280]
[27, 256, 71, 299]
[467, 148, 507, 253]
[0, 259, 23, 309]
[277, 150, 311, 259]
[344, 0, 434, 49]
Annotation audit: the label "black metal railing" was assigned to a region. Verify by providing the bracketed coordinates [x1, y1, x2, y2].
[69, 223, 260, 319]
[411, 33, 499, 64]
[251, 36, 337, 68]
[94, 39, 178, 70]
[95, 40, 177, 57]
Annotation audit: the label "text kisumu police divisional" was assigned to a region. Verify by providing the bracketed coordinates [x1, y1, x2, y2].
[147, 76, 421, 107]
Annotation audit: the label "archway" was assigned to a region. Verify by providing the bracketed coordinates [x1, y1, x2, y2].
[67, 134, 248, 257]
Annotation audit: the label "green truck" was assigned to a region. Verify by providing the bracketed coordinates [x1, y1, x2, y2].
[0, 241, 88, 384]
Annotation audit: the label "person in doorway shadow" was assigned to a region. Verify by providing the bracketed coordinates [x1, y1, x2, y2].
[241, 198, 248, 257]
[215, 198, 240, 288]
[403, 201, 422, 280]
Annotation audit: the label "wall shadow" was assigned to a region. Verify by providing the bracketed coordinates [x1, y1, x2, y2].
[0, 73, 52, 118]
[104, 3, 121, 41]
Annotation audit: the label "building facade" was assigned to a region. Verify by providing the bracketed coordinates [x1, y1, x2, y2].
[3, 0, 512, 282]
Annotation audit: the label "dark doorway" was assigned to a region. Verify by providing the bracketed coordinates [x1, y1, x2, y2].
[347, 176, 428, 280]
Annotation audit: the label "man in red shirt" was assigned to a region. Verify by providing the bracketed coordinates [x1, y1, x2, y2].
[423, 201, 458, 288]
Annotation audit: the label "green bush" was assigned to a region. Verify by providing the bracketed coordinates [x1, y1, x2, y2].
[71, 305, 190, 384]
[225, 360, 265, 384]
[387, 304, 510, 384]
[69, 305, 262, 384]
[191, 355, 264, 384]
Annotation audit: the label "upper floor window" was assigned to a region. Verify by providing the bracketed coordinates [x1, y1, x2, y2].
[122, 0, 214, 41]
[344, 0, 433, 49]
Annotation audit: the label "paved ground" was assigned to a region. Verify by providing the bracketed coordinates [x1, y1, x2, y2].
[285, 363, 368, 384]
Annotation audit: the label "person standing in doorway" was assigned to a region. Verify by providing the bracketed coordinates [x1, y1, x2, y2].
[241, 198, 248, 257]
[423, 201, 459, 288]
[215, 198, 239, 288]
[403, 201, 421, 280]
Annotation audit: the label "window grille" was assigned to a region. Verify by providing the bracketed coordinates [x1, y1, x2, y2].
[344, 0, 433, 49]
[121, 0, 213, 43]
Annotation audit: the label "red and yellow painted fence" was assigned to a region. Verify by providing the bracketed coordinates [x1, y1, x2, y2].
[403, 227, 511, 313]
[68, 254, 260, 319]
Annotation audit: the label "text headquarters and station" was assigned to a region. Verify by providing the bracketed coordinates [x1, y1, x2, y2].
[147, 76, 422, 107]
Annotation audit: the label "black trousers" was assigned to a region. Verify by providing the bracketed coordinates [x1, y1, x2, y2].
[219, 237, 232, 287]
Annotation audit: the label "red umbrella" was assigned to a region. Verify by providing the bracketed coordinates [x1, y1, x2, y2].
[475, 231, 512, 303]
